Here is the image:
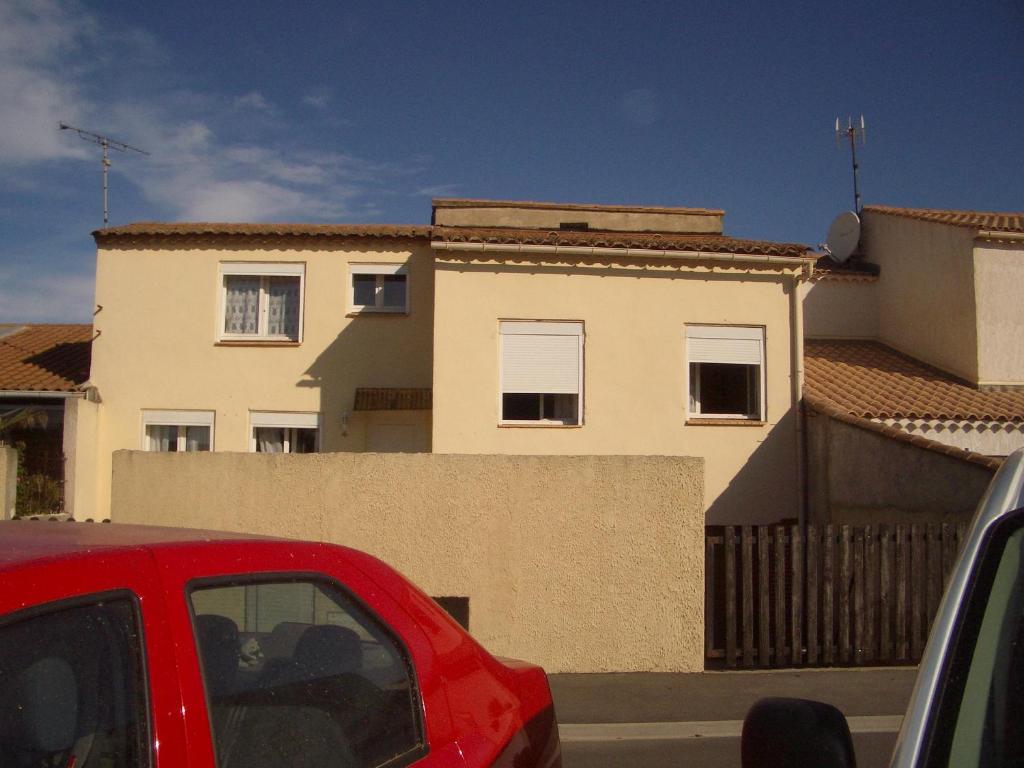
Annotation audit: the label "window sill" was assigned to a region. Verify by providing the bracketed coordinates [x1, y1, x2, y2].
[498, 423, 583, 429]
[346, 310, 409, 317]
[686, 418, 765, 427]
[215, 340, 301, 347]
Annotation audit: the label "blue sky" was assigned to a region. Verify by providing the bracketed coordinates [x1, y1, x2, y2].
[1, 0, 1021, 322]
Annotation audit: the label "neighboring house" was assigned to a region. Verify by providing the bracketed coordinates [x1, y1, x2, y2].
[0, 324, 93, 516]
[802, 205, 1024, 523]
[80, 199, 816, 524]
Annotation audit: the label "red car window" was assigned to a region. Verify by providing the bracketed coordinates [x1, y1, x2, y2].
[190, 578, 425, 768]
[0, 593, 151, 768]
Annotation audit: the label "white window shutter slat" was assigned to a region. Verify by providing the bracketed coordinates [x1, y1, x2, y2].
[502, 334, 580, 394]
[688, 337, 762, 365]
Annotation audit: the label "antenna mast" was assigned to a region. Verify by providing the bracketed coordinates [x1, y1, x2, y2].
[835, 116, 866, 214]
[59, 122, 149, 226]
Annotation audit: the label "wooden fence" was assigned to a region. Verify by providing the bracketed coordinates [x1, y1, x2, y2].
[705, 524, 967, 668]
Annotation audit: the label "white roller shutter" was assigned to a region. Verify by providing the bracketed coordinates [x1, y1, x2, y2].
[501, 321, 582, 394]
[687, 325, 763, 365]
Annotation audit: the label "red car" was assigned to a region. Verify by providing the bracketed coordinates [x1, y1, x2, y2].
[0, 521, 561, 768]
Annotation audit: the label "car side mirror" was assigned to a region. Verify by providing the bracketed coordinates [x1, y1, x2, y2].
[742, 697, 857, 768]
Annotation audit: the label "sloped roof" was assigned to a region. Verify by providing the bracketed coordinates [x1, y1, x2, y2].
[94, 223, 431, 240]
[804, 339, 1024, 422]
[863, 206, 1024, 233]
[432, 225, 812, 259]
[0, 325, 92, 393]
[353, 388, 432, 411]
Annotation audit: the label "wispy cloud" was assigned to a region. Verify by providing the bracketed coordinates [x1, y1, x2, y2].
[417, 183, 461, 198]
[0, 0, 428, 222]
[0, 268, 95, 323]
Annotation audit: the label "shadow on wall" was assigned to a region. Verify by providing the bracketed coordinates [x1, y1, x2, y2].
[298, 257, 433, 452]
[704, 409, 800, 526]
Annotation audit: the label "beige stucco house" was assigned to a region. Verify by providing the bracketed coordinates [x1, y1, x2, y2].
[72, 198, 817, 525]
[802, 205, 1024, 523]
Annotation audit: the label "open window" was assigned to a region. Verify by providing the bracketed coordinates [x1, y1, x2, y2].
[687, 325, 765, 421]
[349, 264, 408, 314]
[499, 321, 583, 425]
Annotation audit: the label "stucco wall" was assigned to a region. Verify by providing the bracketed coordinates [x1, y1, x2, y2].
[431, 256, 803, 525]
[86, 237, 435, 519]
[862, 212, 979, 381]
[806, 408, 994, 526]
[0, 445, 15, 520]
[63, 398, 100, 520]
[802, 278, 879, 339]
[111, 451, 705, 673]
[973, 241, 1024, 386]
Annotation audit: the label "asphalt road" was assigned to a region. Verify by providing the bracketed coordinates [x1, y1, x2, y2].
[550, 668, 918, 768]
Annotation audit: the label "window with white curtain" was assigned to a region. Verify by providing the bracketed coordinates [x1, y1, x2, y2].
[686, 325, 765, 420]
[250, 412, 319, 453]
[349, 263, 408, 313]
[499, 321, 583, 425]
[142, 410, 214, 451]
[220, 263, 304, 341]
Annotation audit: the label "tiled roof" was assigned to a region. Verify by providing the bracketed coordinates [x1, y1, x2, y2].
[432, 198, 725, 216]
[804, 339, 1024, 422]
[432, 226, 812, 259]
[0, 325, 92, 393]
[864, 206, 1024, 233]
[353, 388, 432, 411]
[810, 255, 879, 282]
[94, 223, 431, 240]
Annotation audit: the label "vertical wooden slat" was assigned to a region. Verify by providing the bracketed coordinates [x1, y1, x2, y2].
[941, 523, 956, 587]
[910, 524, 924, 660]
[774, 526, 787, 666]
[791, 525, 804, 665]
[853, 527, 865, 664]
[807, 525, 819, 665]
[927, 523, 941, 632]
[823, 525, 835, 665]
[706, 533, 716, 660]
[725, 526, 737, 668]
[839, 525, 852, 664]
[865, 525, 877, 663]
[879, 525, 892, 662]
[741, 526, 754, 667]
[896, 523, 908, 661]
[758, 525, 771, 667]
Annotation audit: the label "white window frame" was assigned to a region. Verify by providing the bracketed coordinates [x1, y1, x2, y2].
[141, 410, 215, 451]
[348, 263, 409, 314]
[219, 262, 305, 342]
[686, 325, 766, 421]
[249, 411, 320, 453]
[499, 320, 584, 426]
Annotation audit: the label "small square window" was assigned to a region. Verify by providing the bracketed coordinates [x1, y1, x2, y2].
[220, 263, 304, 342]
[250, 412, 319, 453]
[686, 325, 765, 420]
[349, 264, 408, 313]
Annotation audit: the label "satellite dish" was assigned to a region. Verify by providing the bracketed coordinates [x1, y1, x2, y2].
[825, 211, 861, 264]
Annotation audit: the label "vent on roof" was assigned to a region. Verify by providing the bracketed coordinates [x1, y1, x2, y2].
[559, 222, 590, 231]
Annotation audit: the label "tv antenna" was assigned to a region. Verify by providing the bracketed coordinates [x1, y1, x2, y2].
[835, 116, 866, 214]
[59, 122, 149, 226]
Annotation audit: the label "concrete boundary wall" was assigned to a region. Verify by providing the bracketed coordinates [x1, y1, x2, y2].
[1, 445, 15, 520]
[111, 451, 705, 673]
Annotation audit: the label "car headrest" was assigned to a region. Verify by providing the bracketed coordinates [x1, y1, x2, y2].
[294, 625, 362, 677]
[195, 614, 240, 697]
[17, 656, 78, 753]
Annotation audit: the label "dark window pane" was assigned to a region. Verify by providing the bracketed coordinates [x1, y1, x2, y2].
[503, 393, 541, 420]
[292, 428, 318, 453]
[542, 394, 579, 424]
[0, 597, 149, 768]
[191, 580, 423, 768]
[352, 274, 376, 306]
[694, 363, 759, 417]
[381, 275, 406, 309]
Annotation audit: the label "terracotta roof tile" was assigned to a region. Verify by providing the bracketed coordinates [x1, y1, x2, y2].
[804, 339, 1024, 422]
[94, 222, 431, 240]
[353, 388, 432, 411]
[432, 226, 812, 259]
[864, 205, 1024, 233]
[0, 325, 92, 392]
